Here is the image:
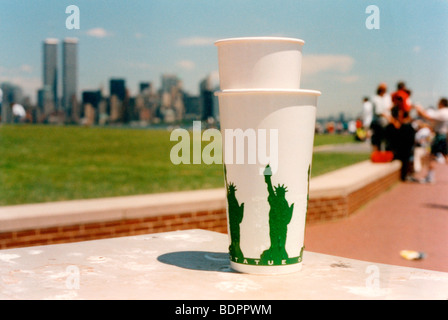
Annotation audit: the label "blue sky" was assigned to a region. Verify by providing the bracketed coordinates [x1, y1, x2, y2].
[0, 0, 447, 117]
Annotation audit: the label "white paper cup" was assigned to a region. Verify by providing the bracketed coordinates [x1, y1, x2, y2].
[215, 37, 305, 91]
[216, 89, 320, 274]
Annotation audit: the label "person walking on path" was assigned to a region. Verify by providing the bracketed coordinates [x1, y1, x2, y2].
[412, 120, 433, 176]
[416, 98, 448, 183]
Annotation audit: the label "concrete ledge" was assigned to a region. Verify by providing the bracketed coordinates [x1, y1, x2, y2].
[310, 160, 401, 198]
[1, 229, 447, 300]
[0, 160, 401, 249]
[0, 189, 226, 233]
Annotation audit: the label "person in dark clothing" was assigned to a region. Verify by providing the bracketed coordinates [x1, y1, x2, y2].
[385, 92, 416, 181]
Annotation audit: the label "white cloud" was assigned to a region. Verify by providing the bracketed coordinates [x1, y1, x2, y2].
[177, 36, 215, 47]
[0, 74, 41, 101]
[128, 61, 152, 70]
[0, 65, 39, 100]
[413, 46, 421, 53]
[302, 54, 355, 76]
[19, 64, 33, 73]
[177, 60, 195, 70]
[134, 33, 145, 39]
[1, 65, 33, 75]
[86, 27, 113, 38]
[339, 75, 360, 83]
[209, 70, 220, 87]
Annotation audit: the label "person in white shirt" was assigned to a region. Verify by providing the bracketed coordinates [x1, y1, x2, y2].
[416, 98, 448, 183]
[413, 121, 433, 175]
[0, 88, 3, 122]
[370, 83, 392, 151]
[11, 102, 26, 123]
[362, 96, 373, 129]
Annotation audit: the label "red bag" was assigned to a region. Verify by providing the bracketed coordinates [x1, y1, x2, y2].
[370, 151, 394, 163]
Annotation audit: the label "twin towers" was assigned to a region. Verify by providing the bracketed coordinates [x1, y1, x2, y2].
[41, 38, 78, 115]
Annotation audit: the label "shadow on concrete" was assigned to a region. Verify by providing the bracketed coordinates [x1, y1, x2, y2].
[157, 251, 235, 273]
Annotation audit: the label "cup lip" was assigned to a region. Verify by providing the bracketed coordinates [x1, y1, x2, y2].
[214, 36, 305, 46]
[214, 88, 321, 96]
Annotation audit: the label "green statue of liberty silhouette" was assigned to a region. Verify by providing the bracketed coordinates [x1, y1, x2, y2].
[224, 165, 244, 260]
[260, 164, 294, 265]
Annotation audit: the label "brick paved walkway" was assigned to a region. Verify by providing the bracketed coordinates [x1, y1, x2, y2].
[305, 162, 448, 273]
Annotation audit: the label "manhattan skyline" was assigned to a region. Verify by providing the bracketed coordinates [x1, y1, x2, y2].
[0, 0, 447, 117]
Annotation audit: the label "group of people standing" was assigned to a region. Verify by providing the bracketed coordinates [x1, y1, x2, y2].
[362, 81, 448, 183]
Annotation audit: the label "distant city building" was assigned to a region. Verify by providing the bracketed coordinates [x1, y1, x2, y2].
[139, 82, 151, 94]
[161, 74, 181, 93]
[109, 95, 122, 123]
[183, 93, 200, 120]
[82, 90, 102, 109]
[82, 90, 102, 125]
[43, 38, 58, 110]
[1, 82, 23, 123]
[135, 82, 157, 124]
[62, 38, 78, 117]
[110, 79, 126, 102]
[199, 75, 214, 121]
[160, 74, 184, 122]
[38, 85, 55, 116]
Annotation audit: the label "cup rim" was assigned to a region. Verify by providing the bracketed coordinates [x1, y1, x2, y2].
[214, 88, 321, 96]
[214, 36, 305, 46]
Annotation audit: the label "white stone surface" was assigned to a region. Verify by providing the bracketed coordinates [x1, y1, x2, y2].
[1, 229, 447, 300]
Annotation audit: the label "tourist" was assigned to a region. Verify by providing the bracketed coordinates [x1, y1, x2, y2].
[11, 102, 26, 123]
[384, 90, 416, 181]
[415, 98, 448, 183]
[370, 83, 392, 151]
[412, 120, 433, 177]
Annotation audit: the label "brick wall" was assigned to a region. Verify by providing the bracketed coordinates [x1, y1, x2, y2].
[307, 167, 399, 223]
[0, 209, 228, 250]
[0, 164, 400, 250]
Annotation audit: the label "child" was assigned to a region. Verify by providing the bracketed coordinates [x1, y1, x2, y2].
[412, 121, 433, 179]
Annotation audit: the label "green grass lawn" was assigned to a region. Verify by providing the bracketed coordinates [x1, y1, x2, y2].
[0, 125, 368, 206]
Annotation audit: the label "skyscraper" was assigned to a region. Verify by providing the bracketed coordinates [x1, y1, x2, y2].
[139, 82, 151, 94]
[62, 38, 78, 115]
[109, 78, 128, 122]
[161, 74, 181, 93]
[110, 79, 126, 101]
[43, 38, 58, 110]
[200, 76, 214, 121]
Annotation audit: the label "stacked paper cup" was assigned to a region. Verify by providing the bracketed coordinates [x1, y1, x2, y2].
[215, 37, 321, 274]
